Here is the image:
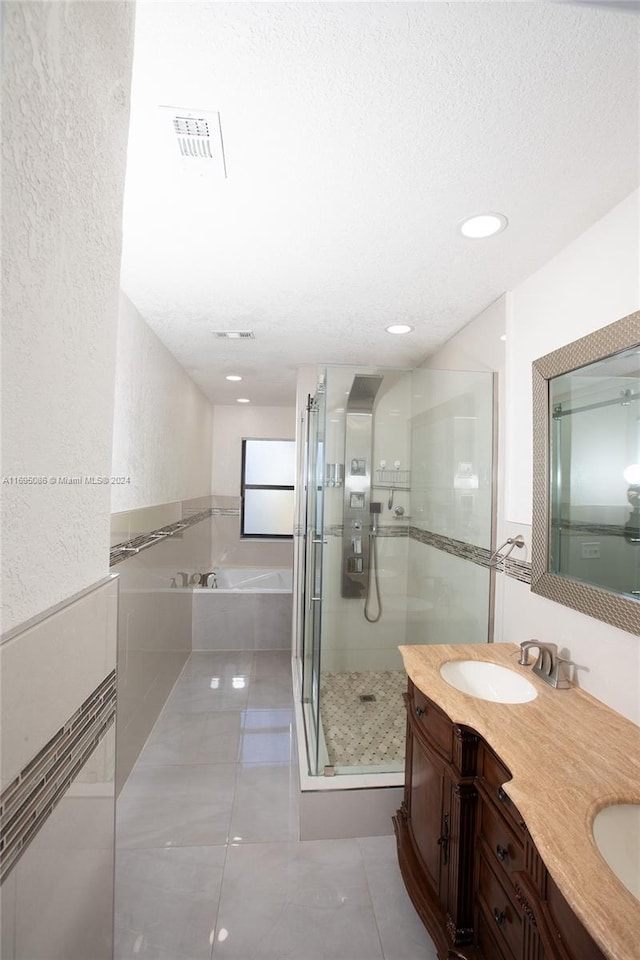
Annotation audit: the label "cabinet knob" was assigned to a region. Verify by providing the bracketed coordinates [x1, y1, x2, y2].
[493, 907, 507, 927]
[496, 844, 508, 863]
[415, 705, 425, 717]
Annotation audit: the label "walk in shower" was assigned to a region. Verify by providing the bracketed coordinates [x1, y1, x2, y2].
[296, 364, 496, 780]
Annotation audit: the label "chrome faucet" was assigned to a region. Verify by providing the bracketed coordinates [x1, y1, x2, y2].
[518, 640, 572, 689]
[202, 571, 218, 588]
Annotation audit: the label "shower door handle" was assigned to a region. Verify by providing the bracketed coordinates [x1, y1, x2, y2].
[312, 539, 328, 544]
[311, 596, 322, 602]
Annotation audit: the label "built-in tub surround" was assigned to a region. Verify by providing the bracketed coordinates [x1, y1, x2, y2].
[192, 570, 293, 652]
[201, 567, 293, 591]
[399, 642, 640, 960]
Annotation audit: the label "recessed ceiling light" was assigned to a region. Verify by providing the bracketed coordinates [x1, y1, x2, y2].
[237, 397, 250, 403]
[225, 374, 242, 381]
[386, 324, 414, 335]
[459, 213, 508, 239]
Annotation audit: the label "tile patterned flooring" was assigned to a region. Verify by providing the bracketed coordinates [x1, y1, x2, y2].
[319, 670, 406, 770]
[115, 650, 438, 960]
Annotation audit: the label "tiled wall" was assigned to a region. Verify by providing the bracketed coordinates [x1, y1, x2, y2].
[0, 578, 118, 960]
[192, 592, 293, 651]
[112, 497, 214, 791]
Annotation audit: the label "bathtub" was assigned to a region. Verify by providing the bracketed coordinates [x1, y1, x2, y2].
[192, 567, 293, 651]
[208, 567, 292, 593]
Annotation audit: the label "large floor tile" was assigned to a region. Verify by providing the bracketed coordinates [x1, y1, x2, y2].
[357, 835, 439, 960]
[138, 711, 242, 765]
[247, 673, 294, 709]
[212, 840, 384, 959]
[229, 763, 299, 843]
[116, 764, 236, 848]
[238, 708, 296, 764]
[251, 650, 291, 679]
[183, 651, 255, 677]
[163, 672, 251, 713]
[115, 846, 225, 960]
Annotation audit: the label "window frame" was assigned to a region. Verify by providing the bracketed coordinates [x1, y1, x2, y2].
[240, 437, 295, 539]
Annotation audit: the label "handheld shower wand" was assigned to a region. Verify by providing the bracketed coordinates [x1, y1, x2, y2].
[364, 503, 382, 622]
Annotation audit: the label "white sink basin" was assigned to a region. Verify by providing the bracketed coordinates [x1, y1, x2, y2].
[439, 659, 537, 704]
[592, 804, 640, 900]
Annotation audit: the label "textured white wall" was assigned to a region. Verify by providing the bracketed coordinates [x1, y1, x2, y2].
[506, 190, 640, 524]
[425, 195, 640, 722]
[111, 294, 214, 512]
[211, 406, 296, 496]
[1, 1, 135, 632]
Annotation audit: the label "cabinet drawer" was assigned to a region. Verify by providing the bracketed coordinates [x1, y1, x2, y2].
[477, 743, 524, 832]
[477, 853, 522, 960]
[407, 683, 453, 762]
[479, 794, 525, 881]
[475, 904, 515, 960]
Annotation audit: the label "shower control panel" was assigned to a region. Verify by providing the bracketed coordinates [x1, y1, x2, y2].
[341, 374, 383, 598]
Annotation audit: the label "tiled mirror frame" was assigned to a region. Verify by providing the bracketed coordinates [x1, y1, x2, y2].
[531, 308, 640, 636]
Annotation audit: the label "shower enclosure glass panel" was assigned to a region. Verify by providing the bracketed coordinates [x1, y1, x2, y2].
[301, 386, 326, 776]
[408, 369, 495, 647]
[298, 365, 496, 778]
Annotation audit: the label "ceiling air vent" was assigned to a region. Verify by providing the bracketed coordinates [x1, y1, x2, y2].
[159, 106, 227, 177]
[174, 116, 214, 159]
[214, 331, 255, 340]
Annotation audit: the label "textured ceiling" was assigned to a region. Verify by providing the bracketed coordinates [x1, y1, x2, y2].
[120, 1, 639, 406]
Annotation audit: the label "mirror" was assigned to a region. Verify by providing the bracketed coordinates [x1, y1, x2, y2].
[531, 309, 640, 635]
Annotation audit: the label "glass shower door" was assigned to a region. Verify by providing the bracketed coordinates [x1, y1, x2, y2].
[301, 383, 326, 776]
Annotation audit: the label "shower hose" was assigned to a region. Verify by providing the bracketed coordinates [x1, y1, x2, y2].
[364, 531, 382, 623]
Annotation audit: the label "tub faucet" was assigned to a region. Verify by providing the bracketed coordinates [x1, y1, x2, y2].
[176, 572, 189, 587]
[518, 640, 572, 689]
[202, 571, 218, 588]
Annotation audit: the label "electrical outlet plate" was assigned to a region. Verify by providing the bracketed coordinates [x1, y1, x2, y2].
[581, 542, 601, 560]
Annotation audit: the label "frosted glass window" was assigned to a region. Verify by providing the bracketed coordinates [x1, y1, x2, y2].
[243, 489, 295, 536]
[241, 438, 295, 538]
[244, 441, 295, 486]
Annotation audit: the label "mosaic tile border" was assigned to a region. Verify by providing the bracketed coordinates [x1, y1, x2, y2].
[0, 669, 116, 884]
[409, 526, 532, 584]
[110, 506, 238, 566]
[504, 555, 532, 585]
[295, 523, 532, 584]
[553, 520, 627, 538]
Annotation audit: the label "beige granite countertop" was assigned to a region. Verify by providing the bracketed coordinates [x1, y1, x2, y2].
[399, 642, 640, 960]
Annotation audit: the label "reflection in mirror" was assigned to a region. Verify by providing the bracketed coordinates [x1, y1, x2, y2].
[531, 310, 640, 635]
[549, 346, 640, 596]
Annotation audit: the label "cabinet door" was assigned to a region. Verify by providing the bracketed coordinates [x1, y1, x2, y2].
[409, 726, 448, 903]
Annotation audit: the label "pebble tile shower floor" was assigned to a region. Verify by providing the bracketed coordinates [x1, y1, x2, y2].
[319, 670, 406, 770]
[115, 650, 438, 960]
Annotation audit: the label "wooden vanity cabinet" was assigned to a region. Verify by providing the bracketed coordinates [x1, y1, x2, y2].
[474, 742, 607, 960]
[393, 680, 479, 957]
[394, 682, 609, 960]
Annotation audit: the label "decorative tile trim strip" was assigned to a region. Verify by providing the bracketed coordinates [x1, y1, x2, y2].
[409, 526, 532, 584]
[320, 523, 409, 539]
[553, 520, 627, 538]
[504, 556, 533, 585]
[409, 526, 492, 567]
[110, 506, 238, 567]
[0, 669, 116, 884]
[295, 522, 533, 584]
